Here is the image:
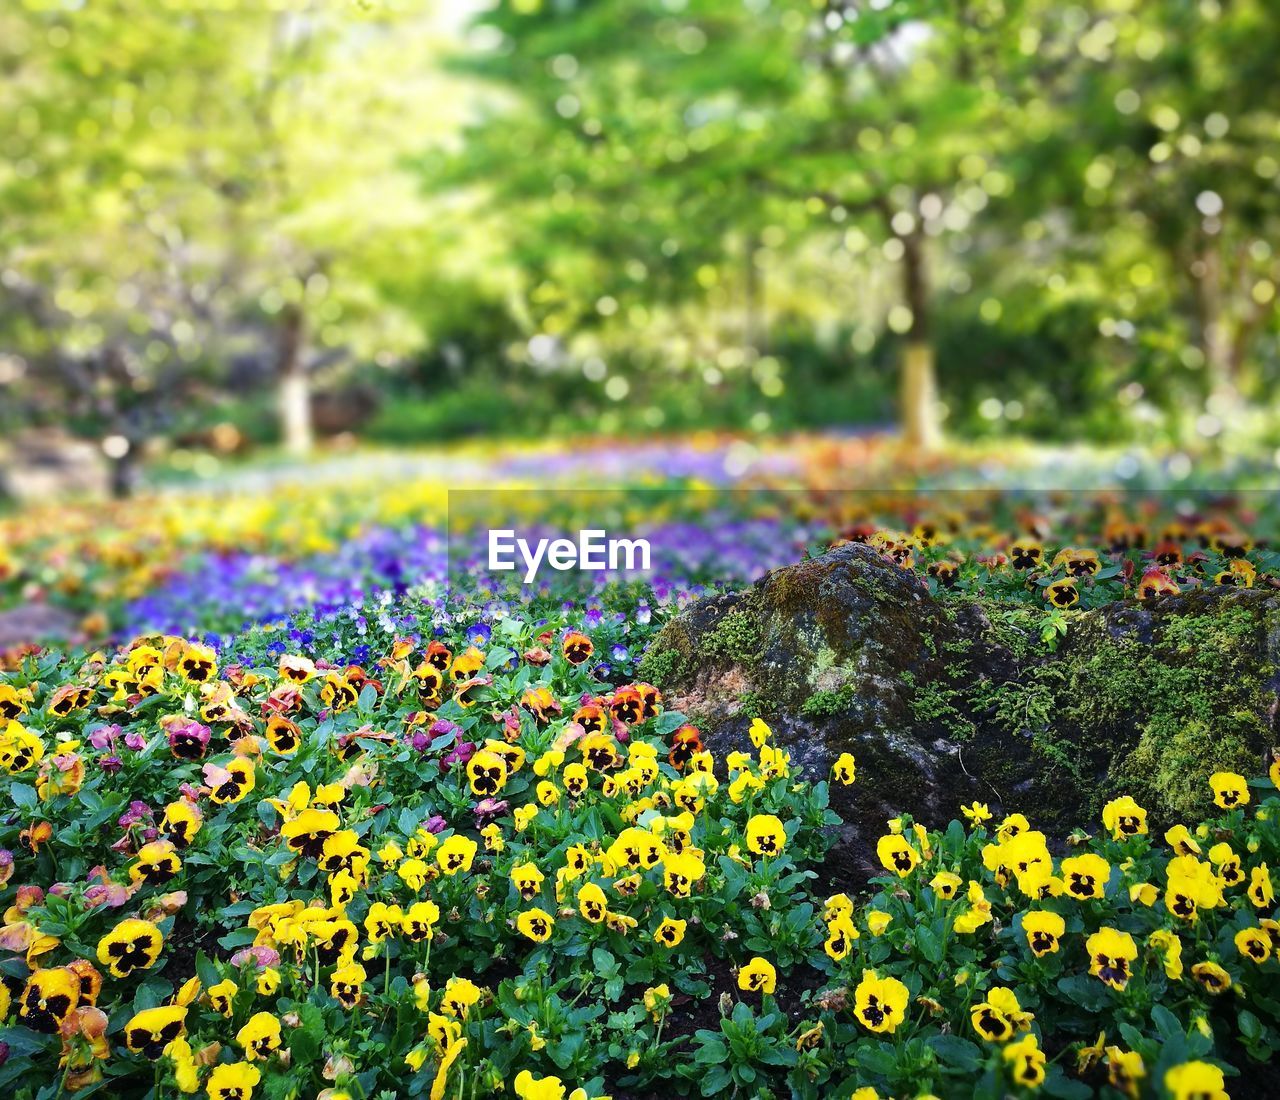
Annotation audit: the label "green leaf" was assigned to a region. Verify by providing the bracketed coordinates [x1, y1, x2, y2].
[217, 928, 258, 950]
[1151, 1005, 1184, 1044]
[0, 1026, 51, 1058]
[655, 711, 688, 735]
[694, 1039, 728, 1065]
[1057, 973, 1112, 1013]
[1043, 1070, 1094, 1099]
[196, 951, 221, 988]
[856, 1044, 896, 1075]
[928, 1033, 981, 1071]
[700, 1064, 732, 1096]
[915, 925, 944, 965]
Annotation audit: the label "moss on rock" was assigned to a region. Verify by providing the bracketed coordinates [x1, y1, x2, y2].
[1051, 602, 1275, 821]
[639, 543, 1280, 828]
[636, 642, 687, 688]
[700, 603, 765, 667]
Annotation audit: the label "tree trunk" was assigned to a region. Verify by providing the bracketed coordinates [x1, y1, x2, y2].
[277, 304, 312, 456]
[99, 346, 140, 500]
[108, 449, 139, 500]
[899, 232, 941, 451]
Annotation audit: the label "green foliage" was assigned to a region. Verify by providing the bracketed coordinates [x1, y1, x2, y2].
[903, 671, 976, 740]
[701, 609, 764, 667]
[3, 0, 1279, 450]
[365, 363, 894, 444]
[364, 383, 534, 445]
[683, 1001, 799, 1096]
[1074, 608, 1273, 818]
[636, 642, 689, 689]
[0, 1, 466, 447]
[444, 0, 1280, 445]
[801, 685, 857, 720]
[966, 603, 1275, 823]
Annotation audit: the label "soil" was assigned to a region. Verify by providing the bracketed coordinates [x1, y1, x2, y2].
[163, 913, 225, 980]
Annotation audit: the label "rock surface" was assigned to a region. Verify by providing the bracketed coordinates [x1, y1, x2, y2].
[639, 543, 1280, 874]
[0, 603, 80, 651]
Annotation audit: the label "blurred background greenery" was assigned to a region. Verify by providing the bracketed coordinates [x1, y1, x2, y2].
[1, 0, 1278, 496]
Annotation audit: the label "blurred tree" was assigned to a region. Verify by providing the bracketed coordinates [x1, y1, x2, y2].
[450, 0, 1063, 451]
[1028, 0, 1280, 423]
[447, 0, 1280, 449]
[0, 0, 455, 479]
[2, 0, 1274, 461]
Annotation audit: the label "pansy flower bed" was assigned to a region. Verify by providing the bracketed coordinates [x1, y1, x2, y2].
[71, 507, 1280, 666]
[830, 495, 1280, 614]
[6, 438, 1280, 651]
[3, 601, 1280, 1099]
[4, 445, 1280, 1098]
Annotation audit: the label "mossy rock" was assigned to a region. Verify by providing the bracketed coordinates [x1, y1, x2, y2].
[642, 544, 1280, 845]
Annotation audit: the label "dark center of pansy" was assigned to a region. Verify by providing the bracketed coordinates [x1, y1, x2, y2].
[142, 860, 176, 883]
[24, 991, 72, 1032]
[977, 1009, 1008, 1038]
[109, 939, 152, 972]
[173, 735, 204, 758]
[1096, 955, 1128, 985]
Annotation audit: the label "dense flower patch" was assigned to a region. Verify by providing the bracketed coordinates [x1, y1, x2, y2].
[116, 515, 814, 643]
[834, 498, 1280, 614]
[0, 614, 830, 1098]
[3, 607, 1280, 1098]
[4, 445, 1280, 1095]
[6, 494, 1279, 664]
[1, 436, 796, 637]
[5, 435, 1280, 652]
